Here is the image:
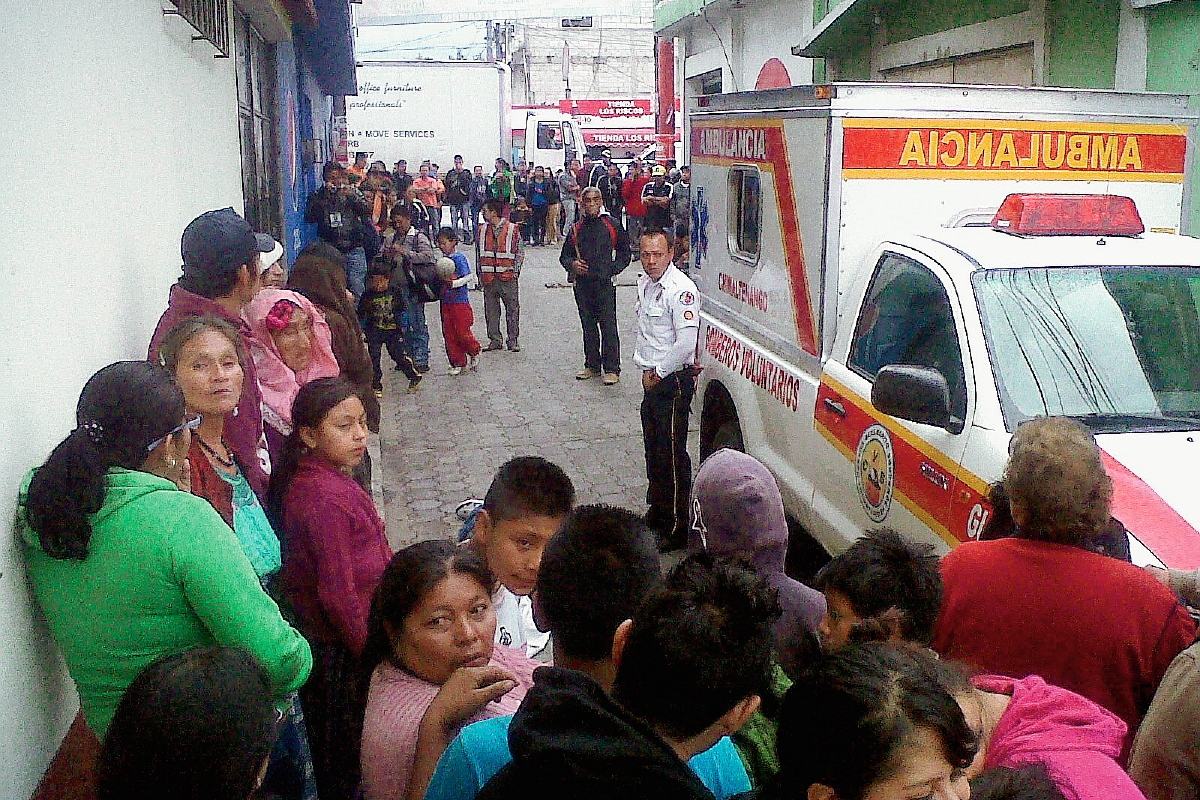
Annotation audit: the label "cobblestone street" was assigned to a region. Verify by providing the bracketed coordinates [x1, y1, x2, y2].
[374, 237, 699, 549]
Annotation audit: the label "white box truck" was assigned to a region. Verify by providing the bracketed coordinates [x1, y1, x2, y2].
[348, 61, 585, 173]
[347, 61, 513, 172]
[689, 83, 1200, 569]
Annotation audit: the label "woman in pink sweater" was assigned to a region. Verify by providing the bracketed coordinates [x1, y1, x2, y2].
[934, 657, 1148, 800]
[360, 540, 539, 800]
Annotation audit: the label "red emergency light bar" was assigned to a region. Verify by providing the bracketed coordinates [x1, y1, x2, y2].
[991, 193, 1145, 236]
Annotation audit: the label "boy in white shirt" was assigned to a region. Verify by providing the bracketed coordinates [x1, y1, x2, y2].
[466, 456, 575, 660]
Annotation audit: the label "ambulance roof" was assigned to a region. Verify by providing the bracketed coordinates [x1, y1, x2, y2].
[908, 228, 1200, 274]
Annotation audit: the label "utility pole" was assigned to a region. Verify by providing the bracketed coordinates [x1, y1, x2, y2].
[563, 41, 571, 99]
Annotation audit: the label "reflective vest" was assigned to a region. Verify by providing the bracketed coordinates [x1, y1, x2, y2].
[480, 221, 520, 284]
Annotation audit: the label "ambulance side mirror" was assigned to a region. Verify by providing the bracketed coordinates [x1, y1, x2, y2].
[872, 365, 953, 431]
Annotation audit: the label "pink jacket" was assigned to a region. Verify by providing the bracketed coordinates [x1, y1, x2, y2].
[360, 646, 538, 800]
[977, 674, 1148, 800]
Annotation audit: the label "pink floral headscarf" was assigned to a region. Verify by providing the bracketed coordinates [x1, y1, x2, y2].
[244, 289, 340, 431]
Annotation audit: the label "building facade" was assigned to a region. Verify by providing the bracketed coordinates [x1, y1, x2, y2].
[0, 2, 354, 796]
[508, 1, 657, 107]
[656, 0, 1200, 232]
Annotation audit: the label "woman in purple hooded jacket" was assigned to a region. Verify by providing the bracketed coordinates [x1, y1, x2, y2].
[689, 448, 826, 678]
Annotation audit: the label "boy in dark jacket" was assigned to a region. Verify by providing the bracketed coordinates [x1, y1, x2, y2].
[358, 259, 423, 395]
[476, 551, 776, 800]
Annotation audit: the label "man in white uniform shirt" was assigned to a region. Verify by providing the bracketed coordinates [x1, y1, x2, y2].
[634, 229, 700, 551]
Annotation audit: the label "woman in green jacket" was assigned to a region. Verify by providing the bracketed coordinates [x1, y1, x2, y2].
[19, 360, 312, 741]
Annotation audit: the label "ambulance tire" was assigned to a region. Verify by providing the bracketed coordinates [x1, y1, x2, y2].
[709, 419, 744, 456]
[700, 385, 744, 460]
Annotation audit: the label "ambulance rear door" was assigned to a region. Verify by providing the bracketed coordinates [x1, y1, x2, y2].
[689, 90, 834, 524]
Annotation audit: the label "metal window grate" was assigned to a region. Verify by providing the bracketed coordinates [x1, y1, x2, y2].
[167, 0, 231, 57]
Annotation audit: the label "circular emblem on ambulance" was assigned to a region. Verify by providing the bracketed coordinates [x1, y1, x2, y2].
[855, 424, 895, 523]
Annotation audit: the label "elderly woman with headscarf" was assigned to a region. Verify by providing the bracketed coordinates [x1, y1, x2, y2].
[243, 288, 341, 460]
[287, 242, 381, 488]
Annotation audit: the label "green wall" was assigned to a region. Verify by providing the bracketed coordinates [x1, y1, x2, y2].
[1146, 1, 1200, 92]
[1045, 0, 1120, 88]
[1145, 0, 1200, 235]
[886, 0, 1028, 42]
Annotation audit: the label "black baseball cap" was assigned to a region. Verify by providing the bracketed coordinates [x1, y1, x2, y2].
[181, 207, 272, 275]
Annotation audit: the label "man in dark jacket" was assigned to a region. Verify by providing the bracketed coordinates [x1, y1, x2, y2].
[305, 161, 371, 299]
[560, 187, 631, 384]
[148, 207, 276, 498]
[476, 552, 776, 800]
[444, 154, 473, 244]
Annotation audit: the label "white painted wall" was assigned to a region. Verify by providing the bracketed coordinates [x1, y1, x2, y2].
[673, 0, 814, 165]
[0, 2, 245, 795]
[737, 0, 815, 90]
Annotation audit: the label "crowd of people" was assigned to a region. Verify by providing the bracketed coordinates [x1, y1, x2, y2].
[18, 160, 1200, 800]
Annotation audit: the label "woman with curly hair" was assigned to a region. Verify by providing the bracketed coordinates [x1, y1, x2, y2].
[933, 416, 1194, 761]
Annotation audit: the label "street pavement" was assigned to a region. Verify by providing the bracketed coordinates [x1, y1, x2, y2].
[374, 235, 699, 549]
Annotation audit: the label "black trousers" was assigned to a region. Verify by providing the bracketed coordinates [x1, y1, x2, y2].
[641, 370, 695, 543]
[531, 205, 548, 244]
[573, 279, 620, 374]
[366, 328, 420, 386]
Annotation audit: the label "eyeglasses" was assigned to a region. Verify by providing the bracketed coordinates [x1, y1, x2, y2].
[146, 414, 202, 452]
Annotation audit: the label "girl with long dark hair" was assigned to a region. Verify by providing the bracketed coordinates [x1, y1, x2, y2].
[269, 376, 393, 800]
[18, 361, 311, 742]
[770, 642, 977, 800]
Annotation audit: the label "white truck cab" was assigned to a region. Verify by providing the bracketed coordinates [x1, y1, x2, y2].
[689, 83, 1200, 569]
[521, 109, 585, 173]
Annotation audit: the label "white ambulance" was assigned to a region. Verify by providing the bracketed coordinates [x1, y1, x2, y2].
[689, 83, 1200, 569]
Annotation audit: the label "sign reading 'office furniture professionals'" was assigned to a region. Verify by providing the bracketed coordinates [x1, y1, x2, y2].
[345, 61, 510, 170]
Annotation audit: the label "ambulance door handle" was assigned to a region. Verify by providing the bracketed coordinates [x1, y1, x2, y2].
[921, 462, 950, 491]
[823, 398, 847, 418]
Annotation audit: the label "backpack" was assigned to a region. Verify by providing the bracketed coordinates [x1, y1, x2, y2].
[402, 231, 441, 303]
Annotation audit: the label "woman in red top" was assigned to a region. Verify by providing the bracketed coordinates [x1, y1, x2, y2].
[269, 376, 394, 800]
[933, 417, 1195, 762]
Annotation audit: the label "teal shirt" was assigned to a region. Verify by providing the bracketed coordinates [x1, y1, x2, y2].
[218, 467, 281, 578]
[18, 467, 311, 737]
[424, 715, 750, 800]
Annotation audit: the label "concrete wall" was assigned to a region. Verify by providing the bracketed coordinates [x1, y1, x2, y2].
[0, 2, 245, 794]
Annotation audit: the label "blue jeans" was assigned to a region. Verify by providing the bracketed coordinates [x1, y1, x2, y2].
[343, 246, 367, 301]
[398, 280, 430, 367]
[450, 203, 473, 242]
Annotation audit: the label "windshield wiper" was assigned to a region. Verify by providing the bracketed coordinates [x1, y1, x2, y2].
[1073, 412, 1200, 433]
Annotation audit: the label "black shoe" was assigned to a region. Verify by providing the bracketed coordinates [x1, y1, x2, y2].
[483, 343, 504, 352]
[416, 363, 430, 374]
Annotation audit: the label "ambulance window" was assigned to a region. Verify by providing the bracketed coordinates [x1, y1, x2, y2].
[727, 167, 761, 263]
[537, 123, 563, 150]
[849, 254, 967, 421]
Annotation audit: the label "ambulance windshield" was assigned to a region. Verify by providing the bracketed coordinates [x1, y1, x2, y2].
[975, 267, 1200, 433]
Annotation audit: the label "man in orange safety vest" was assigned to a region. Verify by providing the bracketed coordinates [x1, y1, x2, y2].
[479, 199, 524, 352]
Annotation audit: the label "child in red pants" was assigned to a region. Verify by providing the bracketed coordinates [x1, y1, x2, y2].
[436, 226, 482, 375]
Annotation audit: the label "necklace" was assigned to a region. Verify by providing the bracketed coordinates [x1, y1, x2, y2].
[197, 435, 235, 469]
